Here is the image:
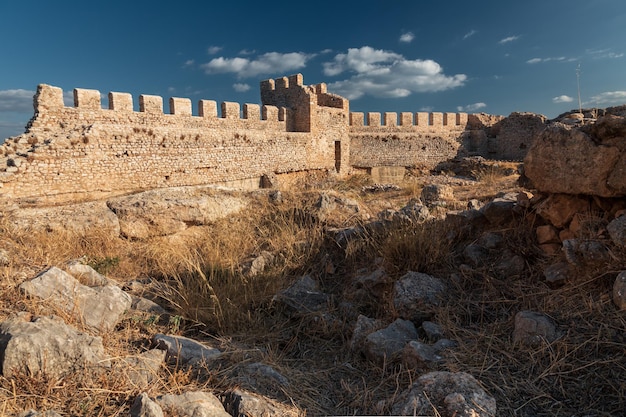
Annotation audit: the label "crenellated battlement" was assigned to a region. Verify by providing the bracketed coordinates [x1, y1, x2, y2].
[349, 111, 468, 129]
[35, 85, 286, 123]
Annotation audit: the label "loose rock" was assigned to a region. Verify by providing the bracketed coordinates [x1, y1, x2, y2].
[152, 333, 221, 366]
[363, 319, 418, 364]
[393, 271, 445, 321]
[222, 389, 302, 417]
[513, 310, 558, 345]
[156, 391, 231, 417]
[392, 371, 497, 417]
[0, 315, 109, 378]
[19, 267, 131, 332]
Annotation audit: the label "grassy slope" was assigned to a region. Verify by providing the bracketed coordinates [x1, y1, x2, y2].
[0, 163, 624, 416]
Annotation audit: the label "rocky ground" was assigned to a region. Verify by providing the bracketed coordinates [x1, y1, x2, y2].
[0, 114, 625, 417]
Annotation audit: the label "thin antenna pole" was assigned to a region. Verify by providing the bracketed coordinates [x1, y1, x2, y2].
[576, 64, 582, 114]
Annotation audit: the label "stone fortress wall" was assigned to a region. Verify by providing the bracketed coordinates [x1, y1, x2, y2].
[0, 74, 513, 205]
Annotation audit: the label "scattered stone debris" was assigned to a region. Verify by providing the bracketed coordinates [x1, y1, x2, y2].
[362, 183, 401, 193]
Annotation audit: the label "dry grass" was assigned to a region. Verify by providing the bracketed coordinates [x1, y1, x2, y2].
[0, 168, 624, 416]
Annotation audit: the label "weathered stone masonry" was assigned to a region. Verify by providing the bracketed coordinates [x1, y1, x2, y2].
[0, 74, 480, 205]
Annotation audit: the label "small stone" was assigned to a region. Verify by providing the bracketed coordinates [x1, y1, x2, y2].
[540, 243, 562, 256]
[477, 232, 504, 249]
[421, 321, 444, 341]
[349, 314, 385, 352]
[152, 334, 221, 365]
[543, 262, 570, 284]
[613, 271, 626, 310]
[463, 244, 489, 267]
[536, 225, 560, 244]
[393, 272, 445, 321]
[513, 310, 558, 346]
[130, 393, 164, 417]
[607, 215, 626, 247]
[244, 362, 289, 387]
[403, 340, 442, 367]
[363, 319, 418, 364]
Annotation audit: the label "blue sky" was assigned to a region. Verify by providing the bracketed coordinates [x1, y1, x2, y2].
[1, 0, 625, 141]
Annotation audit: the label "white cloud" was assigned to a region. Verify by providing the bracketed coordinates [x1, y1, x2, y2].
[587, 48, 624, 60]
[323, 46, 402, 76]
[201, 52, 312, 78]
[183, 59, 195, 68]
[552, 95, 574, 103]
[585, 91, 626, 106]
[320, 48, 333, 54]
[399, 32, 415, 43]
[527, 56, 570, 64]
[499, 35, 520, 44]
[238, 49, 256, 55]
[463, 30, 477, 40]
[0, 89, 34, 112]
[207, 46, 222, 55]
[457, 102, 486, 112]
[233, 83, 251, 92]
[324, 46, 466, 100]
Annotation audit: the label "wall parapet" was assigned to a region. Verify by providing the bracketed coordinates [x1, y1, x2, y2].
[348, 110, 468, 129]
[33, 84, 286, 124]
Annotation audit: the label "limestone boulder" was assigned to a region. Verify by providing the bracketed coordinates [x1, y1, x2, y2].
[65, 260, 119, 287]
[393, 271, 445, 321]
[0, 315, 109, 378]
[222, 389, 302, 417]
[106, 186, 248, 239]
[157, 391, 231, 417]
[130, 391, 231, 417]
[8, 201, 120, 237]
[392, 371, 496, 417]
[524, 116, 626, 197]
[152, 333, 221, 366]
[19, 267, 131, 332]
